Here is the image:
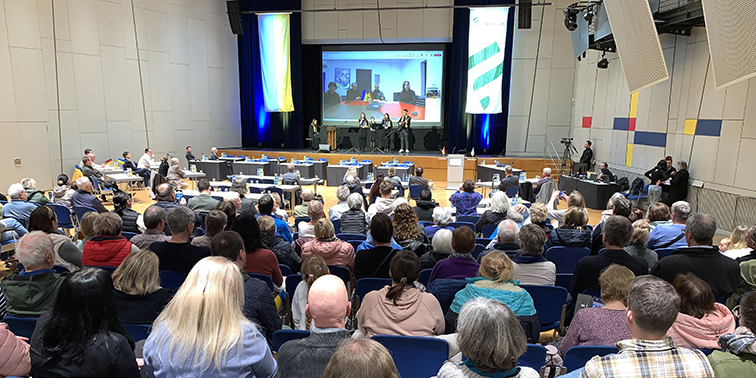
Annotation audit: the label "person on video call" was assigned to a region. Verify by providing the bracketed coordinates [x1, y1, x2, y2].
[399, 80, 417, 105]
[381, 113, 393, 152]
[371, 83, 385, 101]
[324, 82, 341, 108]
[358, 112, 369, 151]
[309, 118, 321, 150]
[346, 82, 361, 101]
[398, 109, 411, 153]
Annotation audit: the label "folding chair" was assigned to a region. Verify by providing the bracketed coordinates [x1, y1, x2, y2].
[284, 274, 302, 326]
[332, 219, 341, 234]
[46, 203, 76, 238]
[505, 185, 520, 198]
[372, 335, 448, 378]
[355, 278, 393, 307]
[563, 345, 618, 372]
[518, 344, 548, 371]
[73, 206, 98, 224]
[481, 224, 497, 238]
[522, 285, 570, 335]
[408, 184, 425, 201]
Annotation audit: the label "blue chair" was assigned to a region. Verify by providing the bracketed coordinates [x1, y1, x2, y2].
[476, 238, 493, 246]
[456, 215, 480, 224]
[471, 244, 486, 260]
[626, 184, 649, 206]
[418, 269, 432, 287]
[364, 182, 373, 189]
[285, 274, 302, 305]
[505, 185, 520, 198]
[332, 219, 341, 234]
[408, 184, 425, 200]
[194, 227, 205, 237]
[522, 285, 570, 333]
[46, 203, 75, 233]
[372, 335, 448, 378]
[356, 278, 393, 302]
[272, 329, 310, 352]
[159, 270, 188, 290]
[89, 176, 113, 201]
[518, 344, 548, 371]
[337, 233, 367, 242]
[420, 221, 435, 228]
[249, 273, 275, 291]
[481, 224, 497, 238]
[655, 248, 676, 260]
[248, 186, 262, 194]
[279, 264, 292, 276]
[546, 247, 590, 290]
[3, 316, 38, 339]
[449, 222, 475, 232]
[121, 231, 137, 241]
[122, 323, 152, 342]
[292, 232, 299, 241]
[211, 195, 224, 202]
[294, 217, 311, 225]
[348, 240, 363, 252]
[328, 265, 352, 291]
[73, 205, 98, 224]
[563, 345, 618, 372]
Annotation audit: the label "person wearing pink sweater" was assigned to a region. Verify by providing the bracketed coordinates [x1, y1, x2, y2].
[0, 323, 31, 376]
[667, 273, 736, 349]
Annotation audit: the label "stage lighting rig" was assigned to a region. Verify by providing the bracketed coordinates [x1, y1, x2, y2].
[563, 1, 602, 31]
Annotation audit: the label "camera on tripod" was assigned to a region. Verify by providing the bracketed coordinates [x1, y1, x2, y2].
[560, 138, 574, 145]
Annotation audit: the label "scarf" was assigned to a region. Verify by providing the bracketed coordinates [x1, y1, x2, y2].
[462, 360, 520, 378]
[719, 326, 756, 355]
[450, 252, 477, 262]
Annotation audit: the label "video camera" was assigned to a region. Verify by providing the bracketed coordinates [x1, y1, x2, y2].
[560, 137, 574, 145]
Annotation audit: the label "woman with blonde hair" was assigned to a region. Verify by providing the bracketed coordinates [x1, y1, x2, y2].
[323, 339, 399, 378]
[301, 218, 355, 283]
[723, 225, 751, 260]
[112, 250, 173, 324]
[624, 219, 658, 269]
[393, 203, 429, 257]
[143, 256, 277, 377]
[291, 255, 329, 330]
[544, 207, 592, 249]
[76, 211, 98, 251]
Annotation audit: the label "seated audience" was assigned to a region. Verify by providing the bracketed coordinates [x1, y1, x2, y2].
[130, 205, 170, 250]
[3, 183, 38, 224]
[186, 179, 219, 213]
[232, 210, 283, 288]
[449, 179, 482, 217]
[597, 192, 627, 224]
[215, 199, 237, 229]
[647, 200, 690, 250]
[476, 191, 512, 233]
[191, 210, 226, 248]
[27, 206, 81, 271]
[429, 227, 480, 283]
[149, 206, 211, 273]
[52, 173, 76, 209]
[0, 216, 27, 244]
[230, 177, 258, 215]
[386, 167, 402, 188]
[590, 196, 632, 255]
[647, 201, 673, 229]
[722, 225, 751, 260]
[580, 276, 715, 378]
[719, 237, 731, 253]
[112, 191, 144, 234]
[268, 192, 288, 222]
[425, 206, 454, 239]
[624, 219, 659, 269]
[329, 185, 351, 221]
[479, 219, 521, 261]
[143, 257, 277, 377]
[529, 202, 552, 236]
[20, 178, 48, 205]
[413, 189, 438, 222]
[737, 225, 756, 263]
[421, 228, 453, 270]
[166, 157, 188, 189]
[547, 190, 586, 227]
[291, 255, 329, 330]
[278, 275, 352, 378]
[393, 203, 429, 257]
[354, 214, 400, 281]
[512, 224, 555, 286]
[545, 207, 593, 250]
[257, 194, 293, 243]
[367, 174, 384, 205]
[210, 231, 281, 341]
[258, 215, 300, 272]
[707, 292, 756, 375]
[651, 213, 739, 298]
[667, 273, 735, 349]
[366, 180, 396, 223]
[298, 200, 324, 238]
[356, 251, 444, 337]
[293, 189, 315, 219]
[343, 174, 365, 205]
[71, 177, 108, 213]
[301, 218, 355, 282]
[447, 251, 537, 335]
[497, 165, 520, 191]
[30, 268, 139, 377]
[75, 211, 97, 251]
[533, 167, 554, 194]
[1, 232, 67, 317]
[559, 264, 635, 356]
[0, 322, 31, 377]
[122, 150, 151, 186]
[409, 166, 430, 190]
[571, 216, 649, 300]
[323, 339, 400, 378]
[339, 192, 368, 235]
[152, 185, 185, 235]
[111, 250, 173, 324]
[82, 213, 139, 267]
[282, 163, 302, 185]
[437, 297, 540, 378]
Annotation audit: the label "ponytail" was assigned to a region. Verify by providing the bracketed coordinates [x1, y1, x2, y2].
[386, 277, 409, 305]
[385, 251, 421, 305]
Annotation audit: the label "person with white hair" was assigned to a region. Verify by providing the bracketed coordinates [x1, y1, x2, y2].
[475, 191, 511, 234]
[21, 178, 49, 205]
[420, 228, 454, 270]
[329, 185, 351, 221]
[2, 183, 38, 222]
[533, 167, 554, 194]
[282, 163, 302, 185]
[339, 193, 368, 235]
[208, 146, 220, 160]
[71, 177, 108, 213]
[166, 157, 188, 189]
[479, 219, 521, 261]
[424, 206, 454, 239]
[647, 200, 691, 250]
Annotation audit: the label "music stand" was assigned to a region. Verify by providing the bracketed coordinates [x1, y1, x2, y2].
[344, 127, 361, 154]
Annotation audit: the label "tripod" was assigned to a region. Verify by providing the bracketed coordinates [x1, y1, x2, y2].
[560, 141, 578, 175]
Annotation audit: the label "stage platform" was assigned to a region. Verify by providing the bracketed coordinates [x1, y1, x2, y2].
[218, 148, 558, 182]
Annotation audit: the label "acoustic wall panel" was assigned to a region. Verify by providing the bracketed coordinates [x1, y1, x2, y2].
[603, 0, 668, 92]
[700, 0, 756, 89]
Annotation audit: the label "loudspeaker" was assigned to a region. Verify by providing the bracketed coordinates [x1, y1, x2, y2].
[518, 0, 532, 29]
[227, 1, 243, 35]
[318, 144, 330, 152]
[701, 0, 756, 89]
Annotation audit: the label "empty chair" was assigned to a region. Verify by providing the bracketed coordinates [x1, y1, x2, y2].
[371, 335, 448, 378]
[505, 185, 520, 198]
[408, 184, 425, 200]
[522, 285, 570, 334]
[271, 329, 310, 352]
[546, 246, 590, 290]
[46, 203, 76, 232]
[158, 270, 188, 291]
[563, 345, 619, 372]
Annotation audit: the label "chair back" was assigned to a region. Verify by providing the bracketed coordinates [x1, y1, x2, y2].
[3, 316, 38, 339]
[408, 184, 425, 199]
[355, 278, 393, 301]
[546, 247, 590, 273]
[210, 195, 224, 202]
[159, 270, 188, 290]
[194, 227, 205, 237]
[348, 240, 363, 252]
[563, 345, 619, 372]
[535, 180, 557, 203]
[294, 217, 311, 225]
[73, 206, 98, 224]
[655, 248, 676, 260]
[272, 329, 310, 352]
[521, 285, 570, 332]
[279, 264, 292, 276]
[46, 203, 75, 229]
[285, 274, 302, 305]
[248, 273, 275, 291]
[456, 215, 479, 224]
[372, 335, 448, 378]
[518, 344, 548, 371]
[476, 238, 492, 246]
[332, 219, 341, 234]
[328, 265, 352, 291]
[122, 323, 152, 342]
[336, 233, 367, 242]
[471, 244, 486, 260]
[505, 185, 520, 198]
[121, 231, 137, 241]
[481, 224, 497, 238]
[418, 268, 432, 287]
[448, 222, 475, 232]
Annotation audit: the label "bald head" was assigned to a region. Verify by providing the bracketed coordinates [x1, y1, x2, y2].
[306, 275, 351, 329]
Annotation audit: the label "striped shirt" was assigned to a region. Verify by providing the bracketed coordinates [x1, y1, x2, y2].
[580, 338, 714, 378]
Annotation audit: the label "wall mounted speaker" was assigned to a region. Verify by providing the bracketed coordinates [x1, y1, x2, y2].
[701, 0, 756, 89]
[518, 0, 532, 29]
[227, 1, 243, 35]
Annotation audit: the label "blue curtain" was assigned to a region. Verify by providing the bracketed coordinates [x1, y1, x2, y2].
[445, 0, 515, 155]
[238, 0, 304, 149]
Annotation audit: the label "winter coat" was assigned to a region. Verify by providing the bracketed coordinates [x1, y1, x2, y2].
[356, 286, 444, 338]
[340, 209, 368, 235]
[667, 303, 736, 349]
[301, 238, 356, 284]
[83, 236, 136, 267]
[544, 227, 593, 250]
[0, 322, 31, 377]
[261, 233, 301, 273]
[413, 200, 438, 222]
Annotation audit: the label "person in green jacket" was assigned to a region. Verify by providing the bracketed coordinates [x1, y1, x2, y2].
[708, 292, 756, 376]
[22, 178, 49, 205]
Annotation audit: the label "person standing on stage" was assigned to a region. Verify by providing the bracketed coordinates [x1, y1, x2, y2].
[324, 82, 340, 108]
[398, 81, 417, 105]
[381, 113, 393, 152]
[369, 116, 378, 150]
[398, 109, 411, 153]
[358, 112, 369, 151]
[371, 83, 385, 101]
[574, 140, 593, 174]
[309, 118, 321, 150]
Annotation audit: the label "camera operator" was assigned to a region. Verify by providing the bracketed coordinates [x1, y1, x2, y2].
[572, 140, 593, 175]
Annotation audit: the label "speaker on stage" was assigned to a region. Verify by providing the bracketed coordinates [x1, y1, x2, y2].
[518, 0, 532, 29]
[227, 1, 243, 35]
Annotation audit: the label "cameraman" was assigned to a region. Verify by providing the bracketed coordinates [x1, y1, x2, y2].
[572, 140, 593, 175]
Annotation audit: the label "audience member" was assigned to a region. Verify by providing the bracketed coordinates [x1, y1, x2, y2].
[340, 193, 368, 235]
[298, 200, 324, 238]
[547, 190, 586, 226]
[329, 185, 351, 221]
[357, 251, 444, 337]
[475, 191, 512, 234]
[231, 210, 283, 288]
[82, 213, 139, 267]
[166, 157, 188, 189]
[293, 189, 315, 219]
[559, 264, 635, 356]
[143, 257, 277, 377]
[449, 179, 482, 217]
[301, 218, 355, 282]
[75, 211, 98, 251]
[191, 210, 226, 248]
[158, 155, 170, 177]
[545, 207, 593, 250]
[130, 205, 170, 250]
[0, 322, 30, 377]
[27, 206, 82, 271]
[580, 276, 714, 378]
[367, 174, 385, 205]
[149, 206, 211, 273]
[80, 155, 118, 190]
[479, 219, 521, 261]
[624, 219, 658, 269]
[112, 191, 144, 234]
[664, 161, 690, 207]
[719, 237, 731, 253]
[152, 184, 188, 236]
[210, 231, 281, 341]
[707, 292, 756, 375]
[230, 177, 258, 215]
[651, 213, 739, 298]
[647, 200, 690, 250]
[425, 206, 454, 239]
[497, 165, 520, 191]
[529, 202, 552, 236]
[322, 339, 400, 378]
[437, 297, 540, 378]
[409, 166, 431, 190]
[343, 174, 365, 206]
[186, 179, 219, 213]
[21, 178, 49, 205]
[393, 203, 429, 257]
[512, 224, 555, 286]
[281, 163, 301, 185]
[0, 216, 27, 245]
[258, 215, 300, 272]
[590, 195, 632, 254]
[71, 177, 108, 213]
[737, 225, 756, 263]
[278, 275, 352, 378]
[597, 193, 627, 224]
[30, 268, 139, 377]
[4, 183, 42, 222]
[121, 150, 150, 186]
[208, 146, 220, 160]
[354, 214, 400, 281]
[722, 225, 751, 259]
[533, 167, 554, 194]
[137, 147, 154, 169]
[668, 273, 735, 349]
[413, 189, 438, 222]
[647, 202, 672, 229]
[291, 255, 329, 330]
[185, 146, 196, 161]
[257, 194, 293, 242]
[268, 192, 289, 222]
[111, 250, 173, 324]
[386, 167, 402, 188]
[420, 228, 453, 270]
[1, 232, 67, 316]
[429, 227, 480, 283]
[216, 199, 237, 229]
[367, 180, 396, 223]
[52, 173, 76, 209]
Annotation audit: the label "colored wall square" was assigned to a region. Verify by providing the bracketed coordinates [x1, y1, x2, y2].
[628, 118, 636, 131]
[684, 119, 697, 135]
[626, 143, 633, 166]
[695, 119, 722, 137]
[634, 131, 667, 147]
[582, 117, 592, 128]
[629, 92, 639, 118]
[613, 118, 630, 130]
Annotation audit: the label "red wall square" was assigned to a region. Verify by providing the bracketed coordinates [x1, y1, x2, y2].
[628, 118, 637, 131]
[582, 117, 592, 128]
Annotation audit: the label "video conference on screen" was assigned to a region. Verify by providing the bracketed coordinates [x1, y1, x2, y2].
[321, 47, 444, 125]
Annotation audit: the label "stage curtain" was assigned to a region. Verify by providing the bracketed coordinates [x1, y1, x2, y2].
[445, 0, 514, 155]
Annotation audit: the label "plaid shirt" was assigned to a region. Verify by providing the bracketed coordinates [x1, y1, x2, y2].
[449, 191, 483, 216]
[580, 338, 714, 378]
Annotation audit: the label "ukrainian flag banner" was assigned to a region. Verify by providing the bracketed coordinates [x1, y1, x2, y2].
[466, 7, 509, 114]
[257, 13, 294, 112]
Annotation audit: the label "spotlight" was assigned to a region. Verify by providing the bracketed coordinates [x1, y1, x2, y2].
[563, 6, 578, 31]
[597, 52, 609, 69]
[584, 7, 595, 24]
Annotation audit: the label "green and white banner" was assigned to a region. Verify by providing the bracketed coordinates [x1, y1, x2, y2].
[466, 7, 509, 114]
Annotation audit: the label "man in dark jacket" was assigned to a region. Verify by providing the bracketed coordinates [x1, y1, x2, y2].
[408, 167, 430, 191]
[572, 140, 593, 174]
[277, 275, 352, 378]
[590, 196, 632, 255]
[210, 231, 281, 341]
[664, 161, 689, 206]
[479, 219, 521, 262]
[71, 177, 108, 213]
[497, 165, 520, 190]
[651, 213, 739, 298]
[121, 151, 150, 186]
[413, 189, 438, 222]
[80, 156, 118, 190]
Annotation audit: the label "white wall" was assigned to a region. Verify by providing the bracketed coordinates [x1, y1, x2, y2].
[0, 0, 241, 192]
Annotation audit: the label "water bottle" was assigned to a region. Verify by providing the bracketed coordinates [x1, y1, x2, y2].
[257, 168, 263, 177]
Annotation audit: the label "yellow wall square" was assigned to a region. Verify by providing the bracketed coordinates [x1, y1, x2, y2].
[684, 119, 697, 135]
[629, 92, 639, 118]
[626, 143, 633, 166]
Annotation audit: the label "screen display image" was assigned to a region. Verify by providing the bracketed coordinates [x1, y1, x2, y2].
[322, 48, 444, 125]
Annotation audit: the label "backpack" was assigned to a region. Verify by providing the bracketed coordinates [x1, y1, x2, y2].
[617, 177, 629, 192]
[629, 177, 644, 195]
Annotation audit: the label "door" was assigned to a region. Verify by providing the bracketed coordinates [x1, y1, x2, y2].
[356, 69, 372, 98]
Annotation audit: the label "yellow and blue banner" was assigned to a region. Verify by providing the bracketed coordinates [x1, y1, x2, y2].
[466, 7, 509, 114]
[257, 13, 294, 112]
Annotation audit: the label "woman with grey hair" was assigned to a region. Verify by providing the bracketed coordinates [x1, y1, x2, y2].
[166, 157, 188, 189]
[420, 228, 453, 270]
[230, 177, 258, 215]
[436, 297, 539, 378]
[475, 191, 511, 234]
[339, 193, 368, 234]
[425, 207, 454, 239]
